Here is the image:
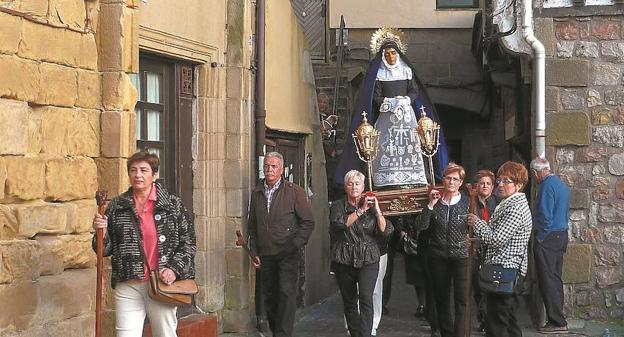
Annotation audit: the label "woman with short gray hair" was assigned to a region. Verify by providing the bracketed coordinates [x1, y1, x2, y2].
[330, 170, 393, 337]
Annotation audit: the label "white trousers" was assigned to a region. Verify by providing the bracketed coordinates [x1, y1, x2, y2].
[372, 253, 388, 335]
[115, 281, 178, 337]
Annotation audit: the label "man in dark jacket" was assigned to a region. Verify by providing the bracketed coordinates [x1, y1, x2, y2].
[248, 152, 315, 337]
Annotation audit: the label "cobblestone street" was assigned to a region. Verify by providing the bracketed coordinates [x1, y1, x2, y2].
[229, 254, 624, 337]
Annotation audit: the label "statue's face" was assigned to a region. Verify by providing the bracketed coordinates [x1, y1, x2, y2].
[383, 48, 398, 65]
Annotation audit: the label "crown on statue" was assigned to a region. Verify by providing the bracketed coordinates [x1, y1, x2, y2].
[370, 27, 407, 54]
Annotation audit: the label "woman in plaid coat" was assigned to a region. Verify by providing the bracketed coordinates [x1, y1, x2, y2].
[467, 161, 532, 337]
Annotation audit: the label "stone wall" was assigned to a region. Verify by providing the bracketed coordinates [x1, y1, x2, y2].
[0, 0, 138, 336]
[538, 14, 624, 321]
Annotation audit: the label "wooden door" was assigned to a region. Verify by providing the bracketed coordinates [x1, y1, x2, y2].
[265, 134, 305, 187]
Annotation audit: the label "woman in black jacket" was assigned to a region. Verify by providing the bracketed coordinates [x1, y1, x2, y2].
[417, 163, 470, 337]
[330, 170, 393, 337]
[92, 151, 196, 337]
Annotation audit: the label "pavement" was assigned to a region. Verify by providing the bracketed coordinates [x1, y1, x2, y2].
[222, 254, 624, 337]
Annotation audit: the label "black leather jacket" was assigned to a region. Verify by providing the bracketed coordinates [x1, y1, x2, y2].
[416, 194, 470, 259]
[329, 199, 394, 268]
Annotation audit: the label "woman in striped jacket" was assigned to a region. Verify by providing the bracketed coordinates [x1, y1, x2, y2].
[92, 151, 196, 337]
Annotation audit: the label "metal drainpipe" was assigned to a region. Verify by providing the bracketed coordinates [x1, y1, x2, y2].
[255, 0, 266, 164]
[521, 0, 546, 157]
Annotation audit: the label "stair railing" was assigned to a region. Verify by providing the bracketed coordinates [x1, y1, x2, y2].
[331, 15, 346, 144]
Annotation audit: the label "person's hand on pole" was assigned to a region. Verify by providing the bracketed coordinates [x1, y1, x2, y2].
[93, 214, 108, 236]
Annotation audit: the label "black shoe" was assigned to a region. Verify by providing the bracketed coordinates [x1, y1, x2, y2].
[537, 322, 568, 334]
[414, 305, 425, 318]
[256, 318, 270, 333]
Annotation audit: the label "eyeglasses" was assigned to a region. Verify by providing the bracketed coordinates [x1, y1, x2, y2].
[495, 178, 514, 185]
[444, 176, 461, 183]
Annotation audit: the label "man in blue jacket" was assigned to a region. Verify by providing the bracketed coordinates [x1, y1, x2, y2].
[530, 157, 570, 334]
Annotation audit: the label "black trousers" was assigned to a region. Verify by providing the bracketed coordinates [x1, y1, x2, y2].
[472, 253, 487, 325]
[333, 261, 379, 337]
[429, 256, 468, 337]
[259, 252, 300, 337]
[422, 251, 439, 331]
[485, 276, 525, 337]
[534, 231, 568, 327]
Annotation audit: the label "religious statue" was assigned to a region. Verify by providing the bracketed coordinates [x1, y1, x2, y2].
[335, 27, 448, 189]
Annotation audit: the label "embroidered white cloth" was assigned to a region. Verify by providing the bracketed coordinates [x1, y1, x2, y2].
[371, 96, 428, 187]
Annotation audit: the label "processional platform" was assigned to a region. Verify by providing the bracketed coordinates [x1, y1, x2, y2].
[375, 185, 440, 217]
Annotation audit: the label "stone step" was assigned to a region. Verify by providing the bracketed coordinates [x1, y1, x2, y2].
[313, 64, 349, 77]
[143, 313, 217, 337]
[320, 97, 348, 109]
[315, 76, 349, 88]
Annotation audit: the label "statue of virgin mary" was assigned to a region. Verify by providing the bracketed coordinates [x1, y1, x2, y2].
[335, 27, 449, 188]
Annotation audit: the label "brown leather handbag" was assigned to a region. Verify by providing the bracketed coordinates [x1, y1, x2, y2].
[148, 270, 198, 306]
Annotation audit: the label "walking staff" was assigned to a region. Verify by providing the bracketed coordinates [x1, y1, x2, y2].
[464, 185, 477, 337]
[95, 191, 107, 337]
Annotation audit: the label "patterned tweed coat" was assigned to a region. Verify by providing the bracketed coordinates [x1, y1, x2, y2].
[93, 182, 196, 288]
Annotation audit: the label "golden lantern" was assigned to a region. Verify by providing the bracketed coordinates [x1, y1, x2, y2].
[415, 106, 440, 185]
[353, 111, 380, 192]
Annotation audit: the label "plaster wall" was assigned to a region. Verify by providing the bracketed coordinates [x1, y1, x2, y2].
[265, 0, 313, 134]
[329, 0, 477, 29]
[138, 0, 226, 63]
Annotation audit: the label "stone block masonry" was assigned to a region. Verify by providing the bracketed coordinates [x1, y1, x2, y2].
[550, 15, 624, 321]
[0, 1, 139, 336]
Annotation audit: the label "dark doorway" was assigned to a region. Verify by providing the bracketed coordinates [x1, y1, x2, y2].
[265, 132, 305, 186]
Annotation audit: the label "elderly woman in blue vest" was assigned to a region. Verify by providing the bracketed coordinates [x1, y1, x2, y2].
[92, 151, 196, 337]
[330, 170, 393, 337]
[467, 161, 532, 337]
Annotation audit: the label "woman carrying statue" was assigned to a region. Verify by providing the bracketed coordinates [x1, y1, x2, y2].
[334, 27, 450, 337]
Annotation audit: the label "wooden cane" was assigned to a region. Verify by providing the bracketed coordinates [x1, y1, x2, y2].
[464, 184, 478, 337]
[235, 230, 258, 261]
[95, 191, 108, 337]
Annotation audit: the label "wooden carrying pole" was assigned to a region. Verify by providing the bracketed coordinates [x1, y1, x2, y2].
[95, 191, 107, 337]
[464, 184, 477, 337]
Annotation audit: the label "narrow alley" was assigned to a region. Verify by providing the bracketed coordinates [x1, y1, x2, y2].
[286, 253, 622, 337]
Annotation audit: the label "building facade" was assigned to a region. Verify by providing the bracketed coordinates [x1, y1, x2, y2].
[491, 0, 624, 321]
[0, 0, 331, 336]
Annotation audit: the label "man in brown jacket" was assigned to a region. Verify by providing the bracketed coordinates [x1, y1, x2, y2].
[248, 152, 315, 337]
